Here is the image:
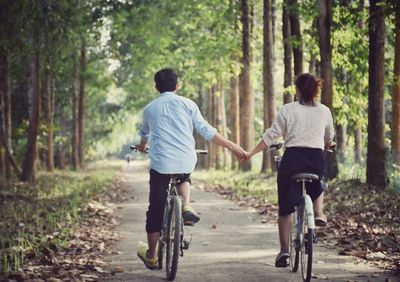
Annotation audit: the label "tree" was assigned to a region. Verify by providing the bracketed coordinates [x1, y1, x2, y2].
[230, 75, 240, 169]
[239, 0, 254, 171]
[43, 19, 55, 172]
[288, 0, 303, 76]
[318, 0, 338, 179]
[21, 29, 41, 182]
[367, 0, 387, 188]
[71, 65, 80, 170]
[392, 0, 400, 165]
[282, 0, 293, 104]
[78, 37, 86, 168]
[0, 1, 13, 180]
[261, 0, 275, 172]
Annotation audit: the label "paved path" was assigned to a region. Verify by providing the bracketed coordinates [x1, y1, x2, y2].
[103, 161, 398, 282]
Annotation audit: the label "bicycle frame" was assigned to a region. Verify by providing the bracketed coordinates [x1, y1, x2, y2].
[301, 182, 315, 230]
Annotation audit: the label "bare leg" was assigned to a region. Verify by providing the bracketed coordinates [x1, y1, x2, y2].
[278, 214, 292, 253]
[147, 232, 160, 259]
[313, 192, 325, 216]
[178, 181, 191, 207]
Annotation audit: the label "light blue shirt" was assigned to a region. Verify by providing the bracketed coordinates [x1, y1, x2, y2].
[139, 91, 217, 174]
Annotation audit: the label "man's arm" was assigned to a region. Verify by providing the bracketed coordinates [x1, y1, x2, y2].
[211, 133, 246, 160]
[136, 109, 149, 152]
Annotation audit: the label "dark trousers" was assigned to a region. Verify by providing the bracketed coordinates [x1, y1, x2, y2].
[146, 169, 191, 233]
[277, 147, 325, 216]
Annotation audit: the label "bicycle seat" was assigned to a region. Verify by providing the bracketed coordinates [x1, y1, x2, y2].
[291, 173, 319, 182]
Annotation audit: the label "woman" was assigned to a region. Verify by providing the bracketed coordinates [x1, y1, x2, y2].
[245, 73, 335, 268]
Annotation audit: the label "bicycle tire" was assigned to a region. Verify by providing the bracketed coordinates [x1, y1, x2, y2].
[300, 208, 313, 282]
[289, 211, 300, 272]
[166, 196, 182, 281]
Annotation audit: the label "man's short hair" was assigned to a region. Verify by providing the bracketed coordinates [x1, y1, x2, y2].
[154, 68, 178, 93]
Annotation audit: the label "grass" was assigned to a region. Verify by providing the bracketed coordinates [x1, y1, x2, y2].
[0, 164, 118, 276]
[194, 169, 278, 204]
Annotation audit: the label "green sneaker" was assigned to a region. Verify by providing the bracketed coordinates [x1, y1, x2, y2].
[182, 205, 200, 225]
[137, 241, 158, 270]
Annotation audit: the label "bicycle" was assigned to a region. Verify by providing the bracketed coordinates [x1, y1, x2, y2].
[273, 144, 334, 282]
[131, 145, 207, 281]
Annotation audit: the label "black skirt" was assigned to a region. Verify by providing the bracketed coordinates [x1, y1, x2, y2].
[277, 147, 325, 216]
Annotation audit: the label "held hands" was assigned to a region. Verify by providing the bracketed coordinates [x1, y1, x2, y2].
[230, 143, 247, 161]
[229, 143, 253, 162]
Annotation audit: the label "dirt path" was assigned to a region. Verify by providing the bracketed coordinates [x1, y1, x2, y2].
[103, 161, 398, 282]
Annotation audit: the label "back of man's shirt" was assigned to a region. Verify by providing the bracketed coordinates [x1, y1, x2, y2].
[139, 91, 216, 174]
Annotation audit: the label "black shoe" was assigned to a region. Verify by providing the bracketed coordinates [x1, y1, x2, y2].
[275, 252, 289, 268]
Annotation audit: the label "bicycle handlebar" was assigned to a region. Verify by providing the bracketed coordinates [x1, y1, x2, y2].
[269, 142, 284, 150]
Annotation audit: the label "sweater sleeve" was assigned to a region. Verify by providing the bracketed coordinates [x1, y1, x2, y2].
[324, 109, 334, 144]
[263, 107, 286, 146]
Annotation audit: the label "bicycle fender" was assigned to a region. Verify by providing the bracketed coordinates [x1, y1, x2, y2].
[304, 195, 315, 229]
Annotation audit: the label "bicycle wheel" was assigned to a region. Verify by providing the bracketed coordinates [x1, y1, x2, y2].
[289, 211, 300, 272]
[166, 196, 182, 281]
[300, 205, 313, 282]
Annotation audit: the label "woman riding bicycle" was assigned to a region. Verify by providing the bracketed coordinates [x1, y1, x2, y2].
[244, 73, 335, 268]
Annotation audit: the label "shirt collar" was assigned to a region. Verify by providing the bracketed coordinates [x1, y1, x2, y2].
[160, 91, 175, 96]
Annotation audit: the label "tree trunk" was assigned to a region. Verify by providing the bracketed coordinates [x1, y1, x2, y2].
[288, 0, 303, 76]
[239, 0, 254, 171]
[309, 54, 317, 74]
[367, 0, 387, 188]
[219, 83, 229, 168]
[56, 105, 67, 170]
[21, 32, 40, 182]
[196, 86, 207, 168]
[0, 4, 12, 180]
[261, 0, 275, 172]
[354, 0, 364, 165]
[78, 38, 86, 169]
[71, 71, 80, 170]
[392, 0, 400, 165]
[354, 127, 362, 163]
[336, 124, 346, 162]
[43, 30, 55, 172]
[283, 0, 292, 104]
[207, 87, 215, 168]
[0, 50, 12, 180]
[214, 85, 222, 169]
[230, 76, 240, 169]
[318, 0, 338, 179]
[0, 90, 4, 178]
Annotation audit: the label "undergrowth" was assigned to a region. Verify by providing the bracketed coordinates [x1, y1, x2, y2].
[0, 166, 117, 276]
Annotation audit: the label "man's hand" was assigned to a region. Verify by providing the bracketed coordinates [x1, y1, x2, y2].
[135, 140, 147, 153]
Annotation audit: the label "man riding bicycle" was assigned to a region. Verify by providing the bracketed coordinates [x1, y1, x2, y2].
[135, 68, 246, 270]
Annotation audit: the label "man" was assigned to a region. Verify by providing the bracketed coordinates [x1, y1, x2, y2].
[135, 68, 245, 269]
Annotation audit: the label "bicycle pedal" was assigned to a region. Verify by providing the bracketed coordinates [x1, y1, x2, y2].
[182, 240, 190, 250]
[184, 221, 195, 226]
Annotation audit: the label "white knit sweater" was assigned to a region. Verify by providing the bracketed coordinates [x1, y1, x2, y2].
[263, 101, 334, 150]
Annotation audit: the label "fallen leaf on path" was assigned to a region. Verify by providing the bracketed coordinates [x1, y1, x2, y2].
[312, 273, 328, 280]
[112, 266, 125, 273]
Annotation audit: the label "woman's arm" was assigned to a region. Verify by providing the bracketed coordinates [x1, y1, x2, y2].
[247, 139, 268, 159]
